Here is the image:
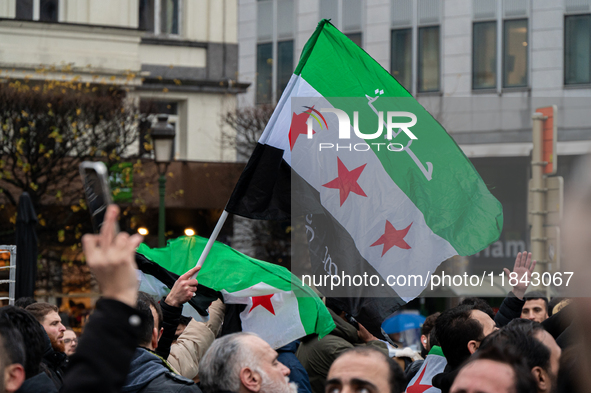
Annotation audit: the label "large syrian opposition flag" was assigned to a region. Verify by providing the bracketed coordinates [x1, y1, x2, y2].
[136, 236, 335, 349]
[226, 20, 502, 334]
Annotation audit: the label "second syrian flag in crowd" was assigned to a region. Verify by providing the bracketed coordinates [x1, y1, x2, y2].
[225, 18, 502, 330]
[136, 236, 335, 349]
[406, 346, 447, 393]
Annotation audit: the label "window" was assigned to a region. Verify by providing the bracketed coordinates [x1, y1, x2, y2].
[16, 0, 33, 19]
[503, 19, 528, 87]
[418, 26, 440, 92]
[390, 29, 412, 91]
[15, 0, 58, 22]
[256, 0, 294, 104]
[565, 14, 591, 85]
[471, 0, 529, 90]
[256, 43, 273, 104]
[390, 0, 440, 94]
[320, 0, 363, 47]
[473, 21, 497, 89]
[139, 100, 179, 158]
[345, 33, 362, 48]
[139, 0, 180, 35]
[277, 40, 294, 100]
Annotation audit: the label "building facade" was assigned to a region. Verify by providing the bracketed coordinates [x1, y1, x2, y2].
[0, 0, 246, 162]
[237, 0, 591, 291]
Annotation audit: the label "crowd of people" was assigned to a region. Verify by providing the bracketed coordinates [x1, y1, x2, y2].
[0, 204, 588, 393]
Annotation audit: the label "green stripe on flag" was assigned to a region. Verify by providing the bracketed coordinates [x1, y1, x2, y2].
[293, 20, 502, 255]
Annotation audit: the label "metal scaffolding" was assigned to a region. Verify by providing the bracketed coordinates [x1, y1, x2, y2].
[0, 245, 16, 305]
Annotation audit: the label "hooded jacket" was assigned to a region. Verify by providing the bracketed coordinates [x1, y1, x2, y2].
[121, 348, 201, 393]
[296, 309, 388, 393]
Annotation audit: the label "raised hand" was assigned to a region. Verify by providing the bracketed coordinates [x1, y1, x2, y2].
[164, 265, 201, 308]
[503, 251, 536, 299]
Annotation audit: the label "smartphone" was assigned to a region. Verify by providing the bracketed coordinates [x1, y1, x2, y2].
[79, 161, 118, 233]
[345, 313, 360, 330]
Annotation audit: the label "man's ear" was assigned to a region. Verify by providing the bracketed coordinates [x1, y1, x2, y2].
[4, 363, 25, 393]
[467, 340, 480, 355]
[158, 327, 163, 341]
[531, 366, 549, 392]
[239, 367, 262, 392]
[421, 334, 428, 346]
[151, 327, 159, 350]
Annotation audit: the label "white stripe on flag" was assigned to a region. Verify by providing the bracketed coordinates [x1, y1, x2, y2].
[221, 283, 307, 349]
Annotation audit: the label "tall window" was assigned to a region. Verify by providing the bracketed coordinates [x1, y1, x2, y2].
[15, 0, 58, 22]
[418, 26, 440, 92]
[320, 0, 363, 47]
[139, 0, 180, 35]
[277, 40, 294, 99]
[390, 29, 412, 91]
[472, 0, 529, 90]
[256, 0, 294, 104]
[565, 14, 591, 85]
[390, 0, 440, 94]
[503, 19, 528, 87]
[256, 43, 273, 104]
[473, 21, 497, 89]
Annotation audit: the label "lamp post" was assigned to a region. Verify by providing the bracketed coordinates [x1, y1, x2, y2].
[150, 114, 175, 247]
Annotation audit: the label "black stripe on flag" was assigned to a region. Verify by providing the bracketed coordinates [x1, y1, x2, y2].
[226, 143, 291, 220]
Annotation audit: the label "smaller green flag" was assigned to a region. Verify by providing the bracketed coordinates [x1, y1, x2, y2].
[137, 236, 335, 349]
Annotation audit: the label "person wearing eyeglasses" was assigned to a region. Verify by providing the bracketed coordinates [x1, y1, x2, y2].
[63, 329, 78, 356]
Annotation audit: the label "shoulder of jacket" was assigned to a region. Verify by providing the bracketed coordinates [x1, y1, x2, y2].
[163, 370, 196, 385]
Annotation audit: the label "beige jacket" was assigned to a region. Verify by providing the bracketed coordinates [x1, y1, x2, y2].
[167, 299, 225, 380]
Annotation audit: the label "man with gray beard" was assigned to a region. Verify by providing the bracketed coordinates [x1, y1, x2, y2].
[199, 332, 297, 393]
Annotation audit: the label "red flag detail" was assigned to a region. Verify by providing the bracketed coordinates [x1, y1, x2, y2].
[371, 221, 412, 256]
[249, 294, 276, 315]
[322, 157, 367, 206]
[406, 361, 432, 393]
[289, 109, 315, 150]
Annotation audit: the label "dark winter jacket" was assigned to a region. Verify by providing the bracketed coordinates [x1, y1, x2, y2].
[121, 348, 201, 393]
[61, 298, 148, 393]
[277, 341, 312, 393]
[40, 331, 67, 390]
[155, 298, 181, 360]
[296, 309, 388, 393]
[494, 291, 525, 327]
[16, 371, 58, 393]
[432, 364, 459, 393]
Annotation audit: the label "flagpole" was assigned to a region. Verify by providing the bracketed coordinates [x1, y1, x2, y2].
[190, 210, 229, 279]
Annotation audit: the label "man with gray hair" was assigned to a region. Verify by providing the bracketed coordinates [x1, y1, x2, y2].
[199, 332, 296, 393]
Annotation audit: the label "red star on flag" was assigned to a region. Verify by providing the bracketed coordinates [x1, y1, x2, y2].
[249, 294, 275, 315]
[371, 221, 412, 256]
[322, 157, 367, 206]
[289, 109, 315, 150]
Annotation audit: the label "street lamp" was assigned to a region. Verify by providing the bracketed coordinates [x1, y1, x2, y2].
[150, 114, 175, 247]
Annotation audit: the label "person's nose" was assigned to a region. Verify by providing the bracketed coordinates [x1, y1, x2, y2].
[280, 362, 290, 376]
[60, 323, 66, 332]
